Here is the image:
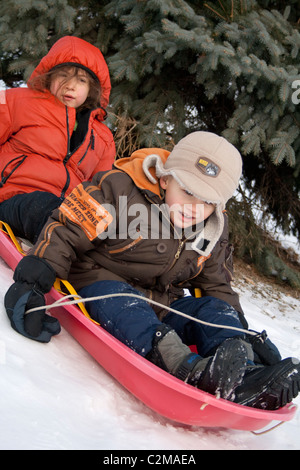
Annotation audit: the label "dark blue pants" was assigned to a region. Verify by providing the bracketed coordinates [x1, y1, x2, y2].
[79, 281, 246, 358]
[0, 191, 61, 242]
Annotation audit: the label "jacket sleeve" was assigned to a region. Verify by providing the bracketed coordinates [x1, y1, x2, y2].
[0, 90, 13, 144]
[189, 214, 248, 328]
[31, 178, 115, 280]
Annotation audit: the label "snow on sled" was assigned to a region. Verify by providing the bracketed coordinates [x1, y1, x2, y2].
[0, 223, 297, 432]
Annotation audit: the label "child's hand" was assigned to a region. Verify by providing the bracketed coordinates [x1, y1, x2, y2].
[5, 282, 60, 343]
[4, 255, 60, 342]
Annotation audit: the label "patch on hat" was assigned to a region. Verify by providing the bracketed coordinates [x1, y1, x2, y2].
[195, 157, 220, 177]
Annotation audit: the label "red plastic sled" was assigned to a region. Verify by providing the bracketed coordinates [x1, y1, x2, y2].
[0, 226, 297, 431]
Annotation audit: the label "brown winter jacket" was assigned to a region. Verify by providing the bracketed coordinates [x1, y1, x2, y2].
[32, 148, 247, 326]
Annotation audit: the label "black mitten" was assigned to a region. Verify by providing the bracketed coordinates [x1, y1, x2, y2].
[248, 330, 282, 365]
[5, 255, 60, 343]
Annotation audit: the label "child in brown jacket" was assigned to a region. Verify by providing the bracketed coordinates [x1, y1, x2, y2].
[5, 131, 300, 410]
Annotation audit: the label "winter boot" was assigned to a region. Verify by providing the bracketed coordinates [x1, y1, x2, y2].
[146, 325, 248, 400]
[234, 357, 300, 410]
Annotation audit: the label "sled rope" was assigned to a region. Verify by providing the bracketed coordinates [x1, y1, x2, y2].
[0, 222, 260, 338]
[26, 292, 259, 338]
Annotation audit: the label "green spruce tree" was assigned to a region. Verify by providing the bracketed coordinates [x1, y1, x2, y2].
[0, 0, 77, 86]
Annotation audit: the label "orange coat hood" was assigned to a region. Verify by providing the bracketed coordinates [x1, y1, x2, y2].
[28, 36, 111, 110]
[114, 148, 170, 198]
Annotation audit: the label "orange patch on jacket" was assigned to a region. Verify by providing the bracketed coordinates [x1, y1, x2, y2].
[59, 183, 113, 240]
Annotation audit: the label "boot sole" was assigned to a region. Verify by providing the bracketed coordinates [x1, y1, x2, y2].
[234, 357, 300, 409]
[198, 338, 248, 400]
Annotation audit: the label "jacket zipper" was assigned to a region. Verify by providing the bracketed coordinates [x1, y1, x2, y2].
[78, 129, 94, 165]
[60, 106, 95, 200]
[174, 240, 185, 259]
[60, 109, 94, 200]
[0, 155, 27, 187]
[60, 108, 72, 200]
[166, 239, 186, 272]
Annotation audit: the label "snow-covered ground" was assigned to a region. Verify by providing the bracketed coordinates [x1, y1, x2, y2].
[0, 255, 299, 451]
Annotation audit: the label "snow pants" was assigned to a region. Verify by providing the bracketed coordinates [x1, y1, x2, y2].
[79, 280, 246, 358]
[0, 191, 61, 243]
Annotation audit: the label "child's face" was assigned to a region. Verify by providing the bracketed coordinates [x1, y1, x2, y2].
[160, 176, 215, 228]
[50, 67, 90, 108]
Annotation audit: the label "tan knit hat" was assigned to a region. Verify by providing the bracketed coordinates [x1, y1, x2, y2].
[143, 131, 242, 208]
[163, 131, 242, 208]
[142, 131, 243, 255]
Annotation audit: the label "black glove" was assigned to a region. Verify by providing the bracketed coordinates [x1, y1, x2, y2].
[248, 330, 282, 365]
[5, 255, 61, 343]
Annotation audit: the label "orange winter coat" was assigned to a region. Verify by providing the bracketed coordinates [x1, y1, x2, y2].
[0, 36, 115, 203]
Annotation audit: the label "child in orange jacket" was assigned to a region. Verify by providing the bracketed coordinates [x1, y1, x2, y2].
[0, 36, 115, 242]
